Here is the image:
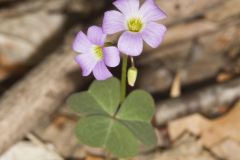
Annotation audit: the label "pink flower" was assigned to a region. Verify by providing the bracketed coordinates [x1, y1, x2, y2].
[73, 26, 120, 80]
[103, 0, 167, 56]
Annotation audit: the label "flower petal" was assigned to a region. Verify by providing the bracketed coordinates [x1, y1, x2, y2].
[75, 54, 97, 76]
[103, 10, 125, 34]
[142, 22, 167, 48]
[103, 46, 120, 67]
[93, 61, 112, 80]
[139, 0, 167, 22]
[113, 0, 139, 17]
[118, 31, 143, 56]
[87, 26, 106, 46]
[72, 31, 93, 53]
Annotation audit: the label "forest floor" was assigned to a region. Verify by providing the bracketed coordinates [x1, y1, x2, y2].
[0, 0, 239, 159]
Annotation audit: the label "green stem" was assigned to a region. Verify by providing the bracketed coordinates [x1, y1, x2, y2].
[121, 55, 128, 102]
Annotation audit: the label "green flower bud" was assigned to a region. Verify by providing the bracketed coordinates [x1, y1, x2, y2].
[127, 67, 138, 87]
[104, 42, 114, 47]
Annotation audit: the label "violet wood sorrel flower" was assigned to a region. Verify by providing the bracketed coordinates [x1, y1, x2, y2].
[73, 26, 120, 80]
[103, 0, 167, 56]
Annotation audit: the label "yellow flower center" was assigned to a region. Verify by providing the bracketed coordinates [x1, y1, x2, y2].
[94, 46, 104, 60]
[127, 18, 143, 32]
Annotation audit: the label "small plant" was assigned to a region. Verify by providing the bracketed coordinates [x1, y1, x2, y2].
[67, 0, 167, 158]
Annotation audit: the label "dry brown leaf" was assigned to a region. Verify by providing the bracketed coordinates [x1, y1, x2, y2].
[203, 101, 240, 147]
[169, 101, 240, 147]
[211, 139, 240, 160]
[85, 156, 104, 160]
[0, 55, 27, 81]
[217, 72, 233, 82]
[169, 114, 211, 140]
[152, 133, 215, 160]
[0, 68, 9, 81]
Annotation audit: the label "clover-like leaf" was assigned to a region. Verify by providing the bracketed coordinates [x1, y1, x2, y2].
[67, 78, 157, 158]
[76, 116, 139, 157]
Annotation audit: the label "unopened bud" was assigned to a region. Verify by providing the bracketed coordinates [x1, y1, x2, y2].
[127, 67, 138, 87]
[104, 42, 114, 47]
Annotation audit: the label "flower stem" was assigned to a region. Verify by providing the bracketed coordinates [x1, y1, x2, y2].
[121, 55, 128, 102]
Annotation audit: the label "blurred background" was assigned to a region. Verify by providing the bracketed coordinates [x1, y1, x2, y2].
[0, 0, 239, 159]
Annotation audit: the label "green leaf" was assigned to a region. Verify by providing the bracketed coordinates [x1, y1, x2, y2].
[67, 79, 157, 158]
[121, 120, 157, 149]
[75, 116, 139, 158]
[89, 78, 120, 115]
[66, 92, 107, 116]
[117, 90, 155, 122]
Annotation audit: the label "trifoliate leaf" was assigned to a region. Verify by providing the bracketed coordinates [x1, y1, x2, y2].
[67, 78, 157, 158]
